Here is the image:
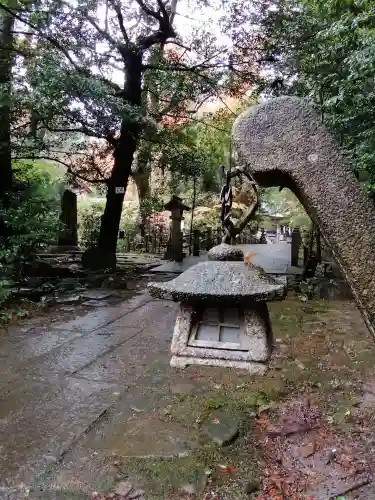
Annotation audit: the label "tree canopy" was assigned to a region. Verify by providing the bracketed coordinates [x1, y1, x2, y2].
[255, 0, 375, 187]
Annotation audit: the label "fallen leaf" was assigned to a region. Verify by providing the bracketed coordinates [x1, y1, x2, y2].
[212, 417, 220, 424]
[296, 360, 305, 370]
[218, 464, 236, 474]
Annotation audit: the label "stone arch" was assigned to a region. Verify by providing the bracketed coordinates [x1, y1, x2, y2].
[232, 96, 375, 337]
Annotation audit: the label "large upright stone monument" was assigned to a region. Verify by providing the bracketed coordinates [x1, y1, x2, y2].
[232, 96, 375, 336]
[58, 189, 78, 247]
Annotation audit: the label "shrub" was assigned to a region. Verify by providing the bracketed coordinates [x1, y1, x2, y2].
[0, 160, 62, 301]
[77, 198, 105, 247]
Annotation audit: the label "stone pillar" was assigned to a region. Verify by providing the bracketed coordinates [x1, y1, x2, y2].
[163, 196, 190, 263]
[58, 189, 78, 247]
[276, 223, 281, 243]
[205, 227, 213, 251]
[291, 228, 301, 267]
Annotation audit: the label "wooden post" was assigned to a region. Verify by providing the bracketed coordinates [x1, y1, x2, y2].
[216, 227, 221, 245]
[192, 229, 200, 256]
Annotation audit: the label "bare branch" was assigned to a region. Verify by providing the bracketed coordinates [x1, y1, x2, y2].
[109, 0, 130, 44]
[83, 12, 119, 48]
[134, 0, 162, 21]
[164, 39, 190, 51]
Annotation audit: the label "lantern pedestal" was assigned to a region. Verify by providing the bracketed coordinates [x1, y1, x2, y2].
[169, 302, 273, 374]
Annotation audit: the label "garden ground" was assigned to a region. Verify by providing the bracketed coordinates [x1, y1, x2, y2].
[1, 273, 375, 499]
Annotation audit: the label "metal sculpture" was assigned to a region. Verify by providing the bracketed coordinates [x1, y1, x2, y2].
[219, 164, 260, 243]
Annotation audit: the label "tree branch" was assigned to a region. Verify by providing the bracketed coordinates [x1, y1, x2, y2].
[134, 0, 162, 21]
[83, 11, 119, 48]
[0, 2, 79, 69]
[14, 155, 109, 184]
[109, 0, 130, 43]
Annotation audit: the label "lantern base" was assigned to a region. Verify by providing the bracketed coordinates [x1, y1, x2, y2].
[169, 302, 273, 373]
[170, 355, 267, 374]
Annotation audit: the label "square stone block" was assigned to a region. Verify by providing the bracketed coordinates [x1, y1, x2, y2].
[169, 302, 272, 373]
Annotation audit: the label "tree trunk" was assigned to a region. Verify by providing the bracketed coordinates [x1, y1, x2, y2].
[132, 142, 153, 233]
[189, 175, 197, 254]
[98, 131, 138, 255]
[0, 10, 14, 199]
[97, 51, 143, 256]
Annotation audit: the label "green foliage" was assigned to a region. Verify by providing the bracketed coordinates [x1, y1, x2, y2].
[0, 161, 61, 297]
[77, 198, 105, 248]
[77, 197, 141, 247]
[257, 0, 375, 187]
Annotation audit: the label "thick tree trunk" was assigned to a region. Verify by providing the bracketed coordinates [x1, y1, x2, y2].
[0, 10, 14, 199]
[98, 133, 138, 255]
[97, 50, 143, 256]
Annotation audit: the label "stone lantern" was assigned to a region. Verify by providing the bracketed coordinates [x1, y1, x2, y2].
[164, 195, 190, 263]
[148, 243, 287, 373]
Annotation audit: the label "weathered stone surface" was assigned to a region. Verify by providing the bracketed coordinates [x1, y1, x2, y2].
[208, 243, 244, 261]
[148, 261, 286, 305]
[244, 304, 272, 361]
[233, 96, 375, 336]
[99, 417, 192, 458]
[170, 355, 267, 374]
[202, 410, 240, 446]
[82, 290, 113, 300]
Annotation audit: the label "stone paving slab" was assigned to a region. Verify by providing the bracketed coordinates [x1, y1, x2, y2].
[15, 327, 142, 378]
[0, 375, 121, 486]
[0, 290, 165, 491]
[110, 300, 177, 328]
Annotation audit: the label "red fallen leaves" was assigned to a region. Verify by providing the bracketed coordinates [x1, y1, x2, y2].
[255, 412, 269, 430]
[218, 464, 236, 474]
[259, 472, 309, 500]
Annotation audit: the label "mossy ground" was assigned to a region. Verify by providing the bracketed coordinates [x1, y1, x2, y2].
[29, 294, 375, 499]
[111, 295, 375, 499]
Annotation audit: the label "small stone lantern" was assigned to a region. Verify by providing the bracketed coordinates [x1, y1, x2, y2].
[148, 243, 287, 373]
[164, 195, 190, 263]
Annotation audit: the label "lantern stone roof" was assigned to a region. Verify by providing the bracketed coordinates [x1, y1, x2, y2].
[208, 243, 244, 261]
[164, 195, 190, 212]
[147, 261, 286, 305]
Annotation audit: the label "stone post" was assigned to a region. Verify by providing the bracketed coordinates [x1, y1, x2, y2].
[163, 196, 190, 262]
[291, 228, 302, 267]
[205, 227, 213, 251]
[192, 229, 200, 256]
[58, 189, 78, 248]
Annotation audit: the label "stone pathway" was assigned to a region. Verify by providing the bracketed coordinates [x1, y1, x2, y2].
[151, 243, 303, 276]
[0, 278, 177, 497]
[1, 276, 375, 499]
